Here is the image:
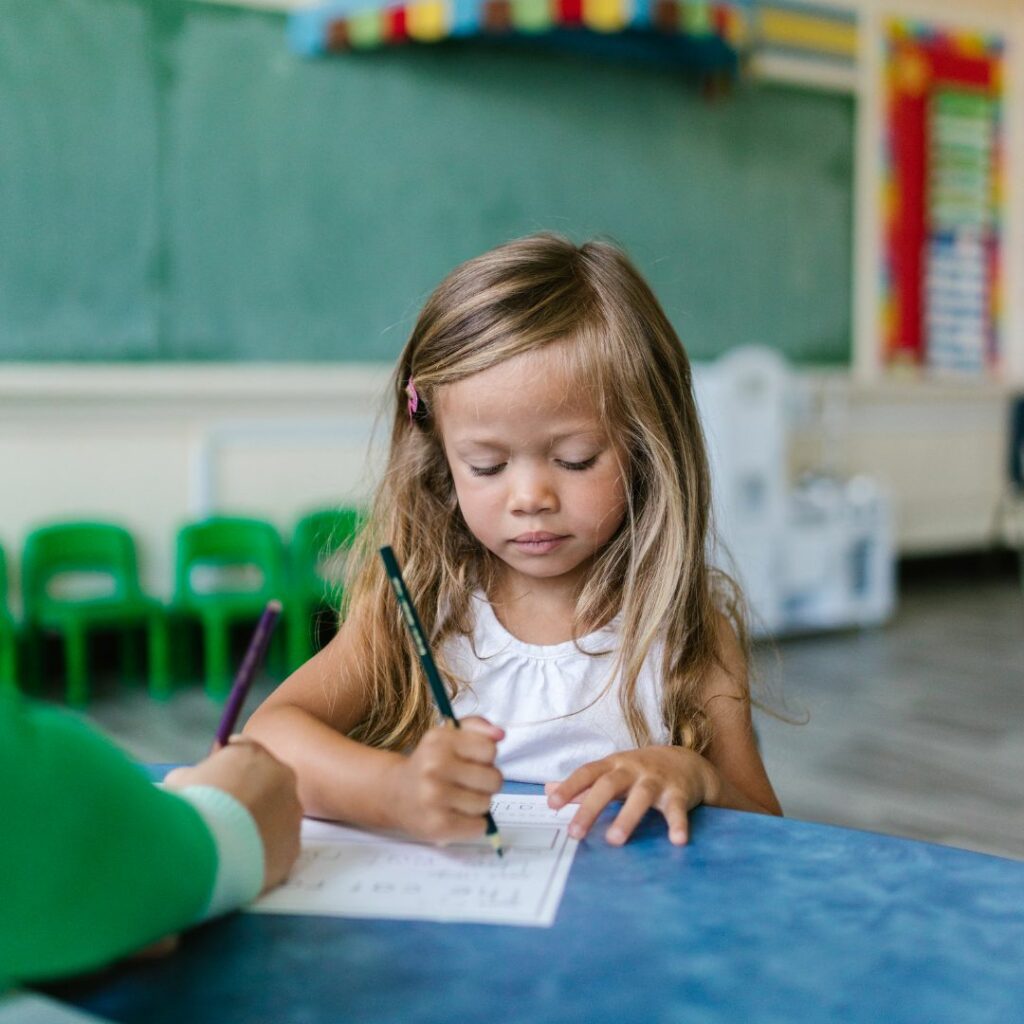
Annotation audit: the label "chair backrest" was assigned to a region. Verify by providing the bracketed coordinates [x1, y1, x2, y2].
[21, 521, 142, 619]
[175, 517, 286, 602]
[291, 508, 362, 598]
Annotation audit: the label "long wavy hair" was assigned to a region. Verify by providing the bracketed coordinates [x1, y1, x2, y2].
[341, 233, 749, 755]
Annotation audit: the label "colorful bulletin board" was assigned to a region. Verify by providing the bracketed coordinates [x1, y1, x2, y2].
[883, 20, 1005, 375]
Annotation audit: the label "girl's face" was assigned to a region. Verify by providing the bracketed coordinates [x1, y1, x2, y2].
[436, 344, 628, 593]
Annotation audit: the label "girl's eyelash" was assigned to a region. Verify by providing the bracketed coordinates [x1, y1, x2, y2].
[558, 456, 599, 471]
[468, 455, 598, 476]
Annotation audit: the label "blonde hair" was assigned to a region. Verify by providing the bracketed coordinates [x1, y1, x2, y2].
[342, 233, 749, 754]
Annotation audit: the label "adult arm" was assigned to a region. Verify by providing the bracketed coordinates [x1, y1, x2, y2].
[0, 696, 291, 988]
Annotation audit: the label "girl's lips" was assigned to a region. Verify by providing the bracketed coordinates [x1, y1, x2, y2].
[511, 534, 568, 554]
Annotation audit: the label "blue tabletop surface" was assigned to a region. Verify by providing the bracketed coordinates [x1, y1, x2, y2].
[60, 779, 1024, 1024]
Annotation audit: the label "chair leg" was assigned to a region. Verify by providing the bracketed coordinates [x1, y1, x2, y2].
[148, 614, 171, 700]
[25, 628, 44, 693]
[120, 628, 142, 684]
[204, 616, 231, 700]
[287, 602, 314, 672]
[168, 615, 194, 682]
[0, 626, 16, 693]
[65, 627, 88, 706]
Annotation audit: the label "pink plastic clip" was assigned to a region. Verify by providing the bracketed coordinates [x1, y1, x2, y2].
[405, 378, 420, 420]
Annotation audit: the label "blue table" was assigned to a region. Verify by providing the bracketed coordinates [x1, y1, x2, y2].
[58, 782, 1024, 1024]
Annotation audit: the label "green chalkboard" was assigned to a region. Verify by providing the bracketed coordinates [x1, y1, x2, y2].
[0, 0, 855, 363]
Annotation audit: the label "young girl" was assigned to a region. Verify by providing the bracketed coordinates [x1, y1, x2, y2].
[246, 233, 781, 847]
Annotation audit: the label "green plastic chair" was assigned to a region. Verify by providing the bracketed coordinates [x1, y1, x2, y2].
[0, 544, 18, 693]
[287, 507, 362, 670]
[21, 521, 169, 706]
[173, 516, 287, 699]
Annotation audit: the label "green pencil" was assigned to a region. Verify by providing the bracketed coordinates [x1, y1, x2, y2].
[379, 545, 504, 857]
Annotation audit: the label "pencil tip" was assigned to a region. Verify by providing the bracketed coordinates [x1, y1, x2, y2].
[490, 834, 504, 857]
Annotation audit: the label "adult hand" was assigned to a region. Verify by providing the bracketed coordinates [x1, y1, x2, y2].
[546, 746, 719, 847]
[165, 737, 303, 893]
[387, 717, 504, 844]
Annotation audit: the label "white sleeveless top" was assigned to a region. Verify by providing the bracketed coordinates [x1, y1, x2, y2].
[444, 593, 671, 784]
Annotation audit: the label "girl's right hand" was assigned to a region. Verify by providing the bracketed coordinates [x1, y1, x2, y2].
[389, 717, 504, 844]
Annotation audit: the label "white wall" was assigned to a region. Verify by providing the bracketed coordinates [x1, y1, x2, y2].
[0, 364, 390, 610]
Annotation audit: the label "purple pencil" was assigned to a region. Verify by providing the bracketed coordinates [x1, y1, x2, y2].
[212, 599, 283, 751]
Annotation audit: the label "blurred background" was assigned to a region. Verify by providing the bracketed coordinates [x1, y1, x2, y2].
[1, 0, 1021, 857]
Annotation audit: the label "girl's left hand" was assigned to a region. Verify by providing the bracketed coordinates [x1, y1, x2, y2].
[546, 747, 719, 847]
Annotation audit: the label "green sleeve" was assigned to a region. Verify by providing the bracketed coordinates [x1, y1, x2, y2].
[0, 695, 218, 988]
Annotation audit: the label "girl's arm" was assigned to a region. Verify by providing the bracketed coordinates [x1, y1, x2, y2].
[244, 616, 504, 841]
[547, 615, 781, 844]
[697, 614, 783, 817]
[244, 620, 408, 828]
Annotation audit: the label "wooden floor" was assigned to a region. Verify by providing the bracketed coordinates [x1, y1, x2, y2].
[74, 567, 1024, 861]
[755, 568, 1024, 861]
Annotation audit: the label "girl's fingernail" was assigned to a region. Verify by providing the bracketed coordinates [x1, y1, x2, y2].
[568, 823, 583, 839]
[606, 828, 625, 845]
[548, 794, 565, 809]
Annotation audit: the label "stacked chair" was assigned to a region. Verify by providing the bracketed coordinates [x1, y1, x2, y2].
[287, 507, 361, 670]
[172, 516, 288, 700]
[20, 522, 169, 706]
[5, 507, 362, 704]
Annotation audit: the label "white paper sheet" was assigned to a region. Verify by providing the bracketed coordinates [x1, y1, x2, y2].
[0, 993, 115, 1024]
[251, 794, 579, 927]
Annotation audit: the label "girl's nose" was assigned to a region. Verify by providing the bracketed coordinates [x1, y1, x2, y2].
[509, 467, 558, 516]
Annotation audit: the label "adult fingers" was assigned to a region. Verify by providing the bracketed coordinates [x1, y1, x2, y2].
[567, 770, 629, 840]
[162, 766, 194, 789]
[130, 934, 180, 961]
[548, 760, 606, 809]
[605, 781, 659, 846]
[661, 795, 690, 846]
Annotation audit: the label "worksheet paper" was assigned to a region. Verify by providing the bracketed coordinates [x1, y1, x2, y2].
[251, 794, 579, 927]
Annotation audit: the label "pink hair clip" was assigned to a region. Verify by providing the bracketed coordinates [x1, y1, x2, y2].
[405, 377, 420, 421]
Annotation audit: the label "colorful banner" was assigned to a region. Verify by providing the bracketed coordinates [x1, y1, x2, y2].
[882, 20, 1004, 375]
[289, 0, 748, 61]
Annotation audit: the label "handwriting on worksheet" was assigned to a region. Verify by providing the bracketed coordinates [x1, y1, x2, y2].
[252, 795, 579, 927]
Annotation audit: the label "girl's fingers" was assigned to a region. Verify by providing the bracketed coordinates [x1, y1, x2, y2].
[442, 782, 496, 818]
[548, 760, 605, 809]
[459, 716, 505, 741]
[567, 771, 627, 840]
[453, 729, 501, 766]
[437, 760, 503, 795]
[661, 795, 690, 846]
[605, 782, 659, 846]
[438, 813, 491, 843]
[545, 781, 590, 805]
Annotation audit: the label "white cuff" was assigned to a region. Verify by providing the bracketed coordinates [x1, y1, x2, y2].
[177, 785, 265, 921]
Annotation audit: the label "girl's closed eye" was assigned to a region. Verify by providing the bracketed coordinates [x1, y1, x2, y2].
[469, 455, 599, 476]
[557, 455, 599, 472]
